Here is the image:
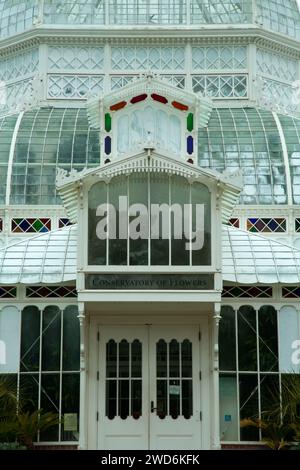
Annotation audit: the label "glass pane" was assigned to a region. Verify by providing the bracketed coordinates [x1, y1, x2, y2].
[20, 306, 41, 372]
[238, 306, 257, 371]
[19, 374, 39, 413]
[181, 340, 192, 378]
[61, 374, 80, 441]
[119, 380, 129, 419]
[106, 340, 117, 378]
[131, 380, 142, 419]
[219, 374, 238, 441]
[169, 379, 180, 419]
[169, 340, 180, 377]
[131, 340, 142, 378]
[239, 374, 259, 441]
[88, 181, 107, 265]
[109, 175, 128, 265]
[106, 380, 117, 419]
[150, 173, 169, 265]
[0, 306, 21, 373]
[42, 306, 61, 371]
[258, 306, 278, 372]
[171, 175, 189, 265]
[40, 374, 60, 441]
[119, 340, 129, 378]
[157, 379, 167, 419]
[191, 182, 211, 266]
[63, 306, 80, 371]
[157, 340, 167, 378]
[219, 306, 236, 371]
[182, 380, 193, 419]
[260, 374, 280, 416]
[129, 173, 148, 265]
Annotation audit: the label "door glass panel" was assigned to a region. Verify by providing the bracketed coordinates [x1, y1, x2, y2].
[157, 339, 167, 378]
[156, 339, 193, 419]
[105, 338, 142, 420]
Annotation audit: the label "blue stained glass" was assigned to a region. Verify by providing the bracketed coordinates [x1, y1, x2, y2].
[268, 220, 279, 231]
[249, 218, 258, 224]
[20, 220, 30, 231]
[187, 136, 194, 155]
[105, 136, 111, 155]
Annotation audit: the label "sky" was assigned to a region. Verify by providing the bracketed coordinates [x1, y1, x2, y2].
[297, 0, 300, 13]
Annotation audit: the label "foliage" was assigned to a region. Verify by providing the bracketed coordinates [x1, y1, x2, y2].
[241, 375, 300, 450]
[0, 375, 60, 449]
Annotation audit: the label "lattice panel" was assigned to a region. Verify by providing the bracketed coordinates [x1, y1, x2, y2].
[282, 286, 300, 298]
[222, 285, 273, 298]
[59, 218, 73, 228]
[0, 218, 2, 232]
[26, 285, 77, 298]
[257, 49, 297, 83]
[0, 286, 17, 298]
[0, 48, 39, 82]
[48, 46, 104, 71]
[161, 75, 186, 89]
[296, 219, 300, 233]
[111, 75, 137, 90]
[192, 46, 247, 70]
[192, 75, 248, 98]
[255, 77, 297, 114]
[111, 47, 185, 70]
[228, 218, 240, 228]
[0, 79, 33, 117]
[48, 75, 104, 99]
[11, 218, 51, 233]
[247, 218, 286, 233]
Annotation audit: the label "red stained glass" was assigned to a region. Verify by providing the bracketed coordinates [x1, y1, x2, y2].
[172, 101, 189, 111]
[131, 94, 147, 104]
[110, 101, 127, 111]
[151, 94, 168, 104]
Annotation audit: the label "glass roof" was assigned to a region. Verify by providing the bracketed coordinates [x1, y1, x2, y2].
[1, 106, 300, 206]
[1, 223, 300, 285]
[0, 1, 299, 40]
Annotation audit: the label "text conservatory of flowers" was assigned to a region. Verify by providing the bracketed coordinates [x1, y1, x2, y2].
[1, 0, 300, 450]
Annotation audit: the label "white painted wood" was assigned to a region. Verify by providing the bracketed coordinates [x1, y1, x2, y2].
[97, 324, 203, 450]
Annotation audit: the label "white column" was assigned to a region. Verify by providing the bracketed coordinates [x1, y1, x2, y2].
[211, 303, 221, 450]
[78, 302, 87, 450]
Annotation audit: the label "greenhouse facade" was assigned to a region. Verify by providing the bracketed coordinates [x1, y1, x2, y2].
[0, 0, 300, 450]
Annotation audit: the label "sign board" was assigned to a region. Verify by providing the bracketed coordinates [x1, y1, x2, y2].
[86, 274, 214, 290]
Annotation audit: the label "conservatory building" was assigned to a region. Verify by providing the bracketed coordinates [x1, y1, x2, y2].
[1, 0, 300, 450]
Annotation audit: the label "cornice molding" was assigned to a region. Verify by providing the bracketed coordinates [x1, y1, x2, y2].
[0, 27, 300, 58]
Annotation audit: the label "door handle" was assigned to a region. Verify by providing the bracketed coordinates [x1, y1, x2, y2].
[151, 401, 157, 413]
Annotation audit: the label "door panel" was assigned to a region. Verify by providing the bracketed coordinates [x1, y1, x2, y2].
[149, 326, 201, 450]
[98, 327, 148, 450]
[98, 325, 201, 450]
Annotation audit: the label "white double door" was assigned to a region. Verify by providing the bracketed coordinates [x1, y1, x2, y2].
[98, 325, 201, 450]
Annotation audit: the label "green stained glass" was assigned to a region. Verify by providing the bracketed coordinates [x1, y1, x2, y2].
[105, 113, 112, 133]
[187, 113, 194, 132]
[32, 219, 43, 231]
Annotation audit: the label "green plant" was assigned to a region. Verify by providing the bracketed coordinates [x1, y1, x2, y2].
[0, 376, 60, 449]
[241, 375, 300, 450]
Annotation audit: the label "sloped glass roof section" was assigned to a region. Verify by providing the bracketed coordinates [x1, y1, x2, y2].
[199, 108, 287, 205]
[1, 106, 300, 206]
[0, 0, 39, 39]
[0, 1, 299, 39]
[1, 224, 300, 285]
